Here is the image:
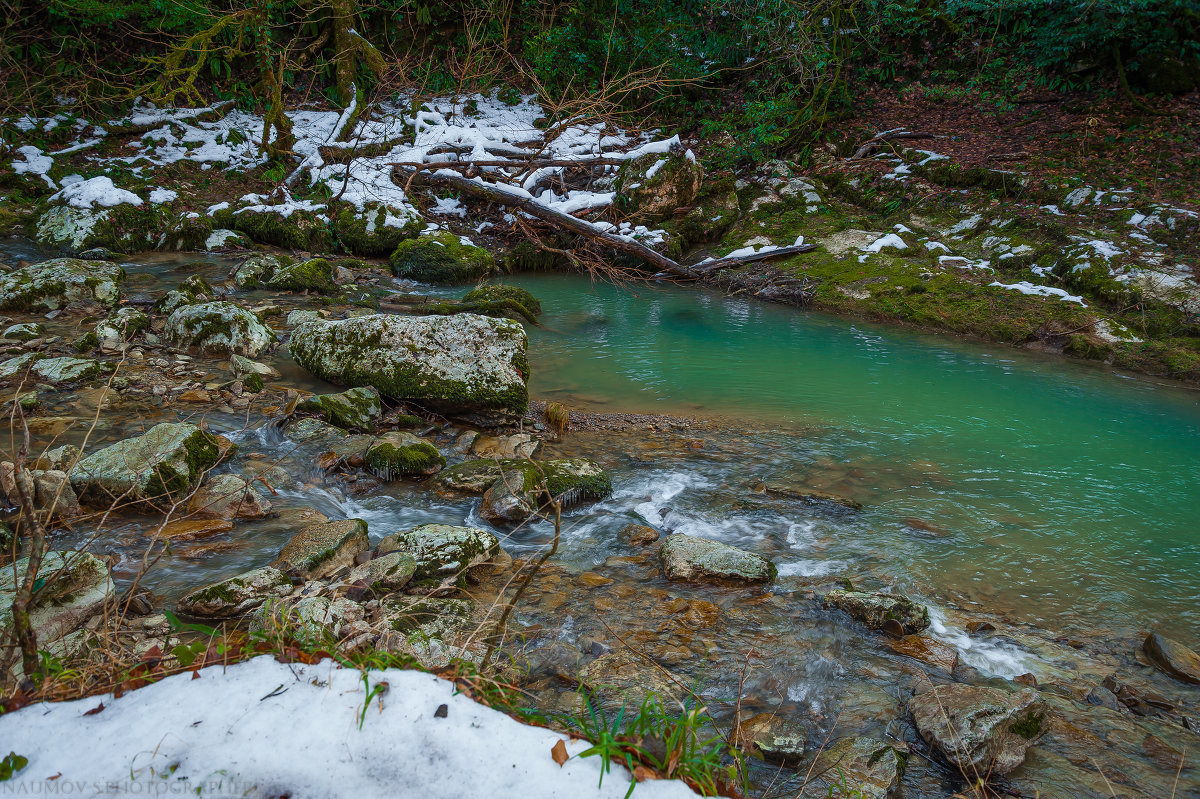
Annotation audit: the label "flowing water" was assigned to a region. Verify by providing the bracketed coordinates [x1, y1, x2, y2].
[12, 247, 1200, 794]
[502, 273, 1200, 642]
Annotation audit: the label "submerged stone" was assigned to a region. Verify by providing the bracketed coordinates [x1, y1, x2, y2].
[1143, 633, 1200, 684]
[0, 258, 124, 311]
[164, 301, 276, 357]
[389, 231, 497, 284]
[736, 713, 807, 768]
[659, 534, 776, 584]
[288, 313, 528, 417]
[824, 589, 931, 635]
[71, 422, 223, 507]
[298, 386, 382, 432]
[812, 737, 908, 799]
[908, 684, 1047, 776]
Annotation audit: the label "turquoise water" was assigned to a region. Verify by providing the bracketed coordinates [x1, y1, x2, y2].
[508, 274, 1200, 639]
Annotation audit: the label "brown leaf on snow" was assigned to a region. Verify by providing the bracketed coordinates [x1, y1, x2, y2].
[633, 765, 661, 782]
[551, 739, 568, 767]
[83, 702, 104, 716]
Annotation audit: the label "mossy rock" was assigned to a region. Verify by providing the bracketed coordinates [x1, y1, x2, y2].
[232, 253, 291, 289]
[266, 257, 336, 293]
[155, 274, 214, 314]
[824, 589, 930, 634]
[176, 566, 293, 620]
[232, 207, 333, 251]
[163, 301, 276, 357]
[364, 431, 445, 479]
[270, 518, 370, 580]
[164, 213, 214, 251]
[462, 284, 542, 319]
[297, 385, 382, 431]
[70, 422, 225, 507]
[432, 456, 610, 506]
[389, 231, 497, 284]
[288, 313, 528, 417]
[0, 258, 124, 311]
[377, 523, 500, 584]
[335, 204, 423, 256]
[35, 203, 166, 255]
[614, 148, 704, 224]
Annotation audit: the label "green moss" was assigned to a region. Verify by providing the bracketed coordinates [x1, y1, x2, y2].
[394, 414, 423, 428]
[334, 206, 421, 256]
[389, 232, 497, 284]
[233, 208, 333, 251]
[72, 331, 98, 352]
[913, 163, 1026, 197]
[462, 284, 542, 317]
[242, 373, 264, 393]
[502, 239, 570, 273]
[365, 436, 445, 480]
[167, 213, 214, 250]
[1010, 709, 1046, 740]
[267, 258, 336, 293]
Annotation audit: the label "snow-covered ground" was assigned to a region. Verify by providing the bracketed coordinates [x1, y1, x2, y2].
[1, 655, 698, 798]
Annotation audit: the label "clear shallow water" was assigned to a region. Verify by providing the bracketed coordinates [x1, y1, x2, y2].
[503, 274, 1200, 640]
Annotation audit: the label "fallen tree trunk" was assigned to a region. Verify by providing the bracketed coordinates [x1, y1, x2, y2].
[394, 166, 815, 279]
[394, 165, 697, 278]
[691, 243, 817, 275]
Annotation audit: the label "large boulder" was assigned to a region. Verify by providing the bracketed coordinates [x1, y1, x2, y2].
[270, 518, 369, 580]
[298, 386, 382, 432]
[289, 313, 528, 417]
[176, 566, 294, 619]
[1143, 633, 1200, 684]
[0, 551, 112, 651]
[824, 589, 931, 635]
[614, 147, 703, 224]
[0, 258, 124, 311]
[71, 422, 223, 507]
[377, 523, 501, 584]
[186, 474, 272, 520]
[164, 301, 276, 357]
[364, 432, 444, 480]
[389, 231, 497, 284]
[659, 534, 776, 584]
[908, 684, 1048, 777]
[811, 737, 907, 799]
[34, 179, 159, 255]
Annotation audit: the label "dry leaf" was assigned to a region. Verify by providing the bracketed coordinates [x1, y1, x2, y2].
[633, 765, 660, 782]
[83, 702, 105, 716]
[551, 739, 568, 767]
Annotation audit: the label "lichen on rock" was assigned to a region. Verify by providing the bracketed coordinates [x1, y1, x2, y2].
[0, 258, 124, 311]
[364, 431, 445, 480]
[288, 313, 528, 417]
[164, 301, 276, 357]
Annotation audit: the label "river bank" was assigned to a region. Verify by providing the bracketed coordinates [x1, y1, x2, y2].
[1, 93, 1199, 798]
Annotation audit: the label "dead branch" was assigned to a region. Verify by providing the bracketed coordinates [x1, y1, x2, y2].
[848, 128, 935, 160]
[691, 243, 817, 275]
[394, 165, 697, 278]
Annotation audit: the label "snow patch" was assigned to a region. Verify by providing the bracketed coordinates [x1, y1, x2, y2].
[0, 655, 698, 799]
[49, 176, 142, 209]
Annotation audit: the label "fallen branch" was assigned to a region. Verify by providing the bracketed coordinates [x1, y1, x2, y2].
[690, 244, 817, 276]
[389, 157, 625, 173]
[849, 128, 935, 160]
[394, 165, 697, 278]
[394, 166, 816, 280]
